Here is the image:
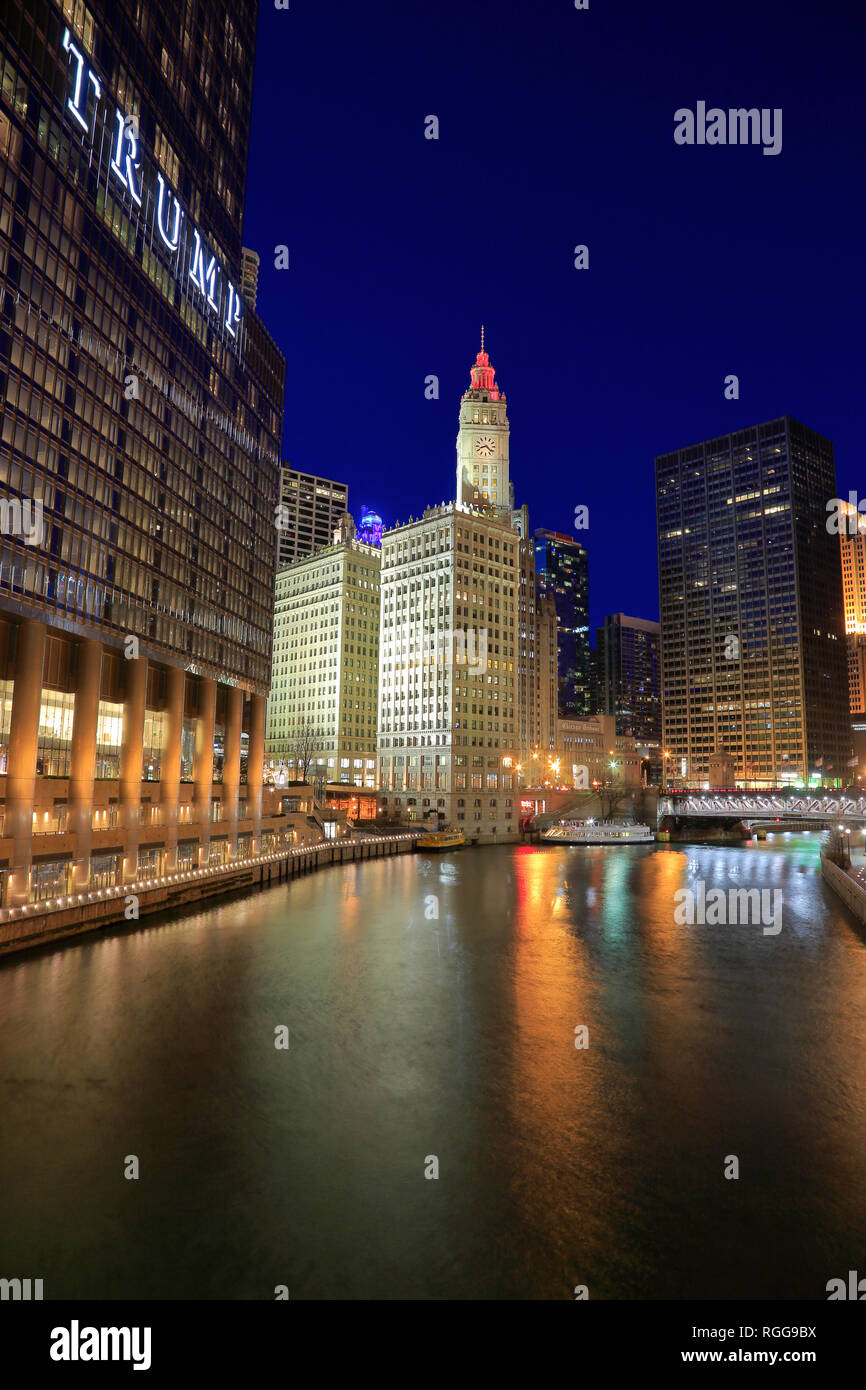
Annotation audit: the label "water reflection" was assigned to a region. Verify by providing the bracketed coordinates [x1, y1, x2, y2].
[0, 837, 865, 1300]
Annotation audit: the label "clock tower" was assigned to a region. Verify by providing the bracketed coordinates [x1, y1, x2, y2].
[456, 328, 511, 512]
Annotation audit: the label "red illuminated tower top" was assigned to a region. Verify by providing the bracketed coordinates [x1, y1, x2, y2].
[464, 325, 502, 402]
[456, 328, 511, 511]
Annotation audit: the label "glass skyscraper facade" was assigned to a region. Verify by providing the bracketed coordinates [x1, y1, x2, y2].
[533, 528, 590, 718]
[0, 0, 286, 928]
[656, 417, 850, 787]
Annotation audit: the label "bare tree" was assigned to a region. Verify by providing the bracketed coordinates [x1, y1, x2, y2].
[596, 771, 631, 822]
[289, 719, 319, 783]
[631, 785, 652, 825]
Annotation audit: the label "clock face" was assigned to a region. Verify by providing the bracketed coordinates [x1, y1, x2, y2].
[475, 435, 495, 456]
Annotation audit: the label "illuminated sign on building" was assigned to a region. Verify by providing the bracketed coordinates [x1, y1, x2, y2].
[61, 29, 242, 344]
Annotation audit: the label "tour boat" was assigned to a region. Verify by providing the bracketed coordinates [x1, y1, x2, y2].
[542, 819, 655, 846]
[417, 827, 466, 850]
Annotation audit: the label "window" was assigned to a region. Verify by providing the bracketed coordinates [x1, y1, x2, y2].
[37, 691, 75, 776]
[95, 700, 124, 778]
[180, 716, 196, 780]
[143, 709, 163, 780]
[213, 724, 225, 783]
[31, 859, 72, 902]
[138, 847, 162, 878]
[90, 853, 120, 890]
[0, 678, 13, 773]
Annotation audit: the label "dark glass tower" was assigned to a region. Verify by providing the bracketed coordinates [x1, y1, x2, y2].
[533, 528, 590, 717]
[0, 0, 286, 920]
[595, 613, 660, 740]
[656, 417, 850, 787]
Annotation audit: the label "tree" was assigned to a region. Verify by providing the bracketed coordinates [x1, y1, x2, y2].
[631, 785, 653, 826]
[596, 770, 631, 822]
[290, 719, 319, 783]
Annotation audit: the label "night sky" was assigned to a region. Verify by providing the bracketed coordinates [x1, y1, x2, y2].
[243, 0, 866, 634]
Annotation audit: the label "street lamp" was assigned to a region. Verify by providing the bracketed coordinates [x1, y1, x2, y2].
[839, 824, 852, 865]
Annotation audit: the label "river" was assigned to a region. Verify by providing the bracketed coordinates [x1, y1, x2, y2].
[1, 834, 865, 1299]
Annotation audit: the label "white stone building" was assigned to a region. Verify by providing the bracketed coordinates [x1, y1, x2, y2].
[377, 338, 529, 841]
[266, 525, 381, 787]
[376, 502, 520, 840]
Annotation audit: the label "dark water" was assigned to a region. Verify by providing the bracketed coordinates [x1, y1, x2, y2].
[2, 834, 865, 1300]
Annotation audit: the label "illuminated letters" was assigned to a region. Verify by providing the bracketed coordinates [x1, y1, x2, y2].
[155, 172, 183, 252]
[61, 29, 241, 342]
[225, 281, 242, 338]
[110, 108, 142, 205]
[62, 29, 101, 135]
[189, 228, 220, 310]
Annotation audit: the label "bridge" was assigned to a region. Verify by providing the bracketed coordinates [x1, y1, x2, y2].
[658, 791, 866, 825]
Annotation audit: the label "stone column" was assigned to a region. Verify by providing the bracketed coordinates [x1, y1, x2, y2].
[119, 654, 147, 885]
[222, 685, 243, 857]
[5, 620, 46, 907]
[69, 639, 103, 892]
[248, 693, 265, 852]
[194, 677, 216, 866]
[160, 666, 185, 873]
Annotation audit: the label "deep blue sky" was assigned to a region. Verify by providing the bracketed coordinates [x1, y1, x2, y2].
[243, 0, 866, 634]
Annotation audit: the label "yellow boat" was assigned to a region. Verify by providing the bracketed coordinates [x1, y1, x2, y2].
[417, 826, 466, 850]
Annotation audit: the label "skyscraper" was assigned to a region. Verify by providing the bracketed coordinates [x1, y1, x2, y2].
[656, 417, 850, 787]
[276, 467, 349, 567]
[836, 501, 866, 778]
[266, 521, 381, 788]
[0, 0, 285, 920]
[378, 339, 520, 840]
[516, 542, 557, 775]
[241, 247, 260, 311]
[837, 503, 866, 715]
[595, 613, 661, 741]
[376, 503, 519, 840]
[534, 529, 590, 717]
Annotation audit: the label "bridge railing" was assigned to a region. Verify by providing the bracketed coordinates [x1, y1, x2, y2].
[659, 793, 866, 820]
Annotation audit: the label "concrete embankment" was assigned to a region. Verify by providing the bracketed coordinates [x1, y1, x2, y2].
[820, 852, 866, 927]
[0, 834, 419, 960]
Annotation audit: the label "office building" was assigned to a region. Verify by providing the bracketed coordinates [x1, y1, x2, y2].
[0, 0, 286, 915]
[266, 518, 381, 788]
[534, 529, 590, 716]
[656, 417, 850, 787]
[838, 501, 866, 714]
[377, 503, 519, 840]
[240, 246, 260, 311]
[276, 467, 349, 567]
[595, 613, 661, 740]
[556, 713, 642, 789]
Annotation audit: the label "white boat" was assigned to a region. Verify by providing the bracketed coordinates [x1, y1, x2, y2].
[542, 819, 655, 846]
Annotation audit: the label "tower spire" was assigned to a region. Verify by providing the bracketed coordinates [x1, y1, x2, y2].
[480, 324, 485, 353]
